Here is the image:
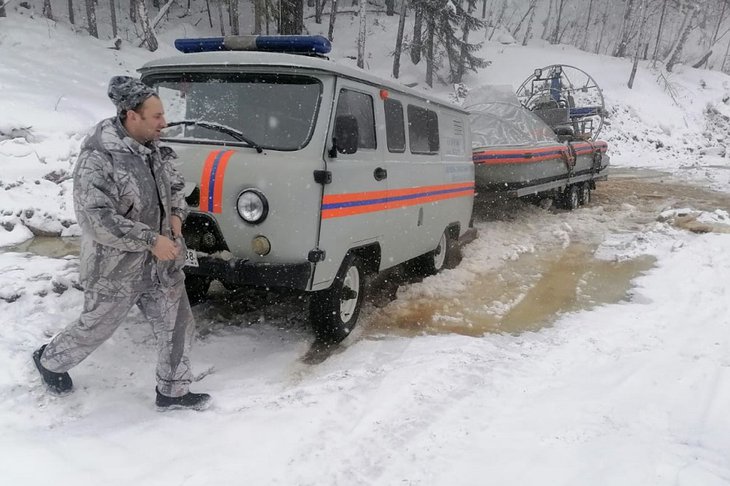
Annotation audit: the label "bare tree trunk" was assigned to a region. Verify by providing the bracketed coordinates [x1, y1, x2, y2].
[67, 0, 75, 24]
[425, 14, 435, 87]
[137, 0, 159, 51]
[581, 0, 594, 50]
[328, 0, 338, 40]
[614, 0, 636, 57]
[392, 0, 408, 78]
[130, 0, 137, 23]
[315, 0, 322, 23]
[664, 3, 698, 72]
[594, 1, 609, 54]
[43, 0, 53, 20]
[205, 0, 213, 28]
[386, 0, 395, 15]
[411, 1, 423, 65]
[254, 0, 263, 33]
[705, 0, 729, 68]
[0, 1, 6, 17]
[511, 0, 536, 37]
[229, 0, 240, 34]
[217, 0, 226, 35]
[542, 0, 554, 40]
[357, 0, 367, 68]
[280, 0, 303, 34]
[550, 0, 565, 44]
[110, 0, 118, 38]
[456, 1, 477, 83]
[86, 0, 98, 38]
[628, 0, 648, 89]
[523, 4, 535, 45]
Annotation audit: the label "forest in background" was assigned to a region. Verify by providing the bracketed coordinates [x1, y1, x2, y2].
[2, 0, 730, 88]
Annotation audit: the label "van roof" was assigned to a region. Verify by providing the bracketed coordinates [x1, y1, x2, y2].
[139, 51, 468, 114]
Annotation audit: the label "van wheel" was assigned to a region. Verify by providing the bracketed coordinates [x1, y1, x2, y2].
[185, 275, 211, 306]
[310, 253, 365, 344]
[413, 229, 455, 276]
[579, 182, 592, 205]
[562, 184, 580, 210]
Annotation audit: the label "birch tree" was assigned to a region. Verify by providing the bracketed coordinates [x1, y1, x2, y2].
[137, 0, 159, 51]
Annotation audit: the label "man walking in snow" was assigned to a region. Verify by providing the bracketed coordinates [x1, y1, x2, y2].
[33, 76, 211, 411]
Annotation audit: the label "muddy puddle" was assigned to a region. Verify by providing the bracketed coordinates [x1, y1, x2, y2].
[364, 243, 655, 337]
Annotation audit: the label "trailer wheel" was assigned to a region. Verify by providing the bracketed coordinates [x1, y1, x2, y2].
[579, 182, 592, 206]
[562, 184, 580, 210]
[310, 253, 365, 344]
[185, 275, 211, 306]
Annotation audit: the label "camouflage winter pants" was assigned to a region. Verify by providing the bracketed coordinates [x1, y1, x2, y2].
[40, 281, 195, 397]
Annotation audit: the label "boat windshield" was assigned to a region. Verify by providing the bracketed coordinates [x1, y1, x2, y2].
[148, 72, 322, 151]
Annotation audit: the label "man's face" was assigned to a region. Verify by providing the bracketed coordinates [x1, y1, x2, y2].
[126, 96, 166, 143]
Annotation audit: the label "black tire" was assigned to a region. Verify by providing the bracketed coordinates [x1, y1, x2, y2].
[309, 253, 365, 344]
[412, 229, 456, 276]
[185, 275, 211, 306]
[562, 184, 580, 210]
[579, 182, 592, 206]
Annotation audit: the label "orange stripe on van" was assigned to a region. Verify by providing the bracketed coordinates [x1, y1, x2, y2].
[199, 150, 221, 212]
[321, 181, 474, 219]
[211, 150, 234, 213]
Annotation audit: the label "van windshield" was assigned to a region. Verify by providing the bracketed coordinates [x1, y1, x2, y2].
[148, 73, 322, 151]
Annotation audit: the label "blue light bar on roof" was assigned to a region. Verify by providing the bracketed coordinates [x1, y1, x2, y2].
[174, 35, 331, 55]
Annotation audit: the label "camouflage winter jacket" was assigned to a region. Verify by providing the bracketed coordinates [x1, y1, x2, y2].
[73, 117, 188, 295]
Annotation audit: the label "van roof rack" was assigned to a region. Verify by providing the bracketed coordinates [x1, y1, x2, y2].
[174, 35, 332, 57]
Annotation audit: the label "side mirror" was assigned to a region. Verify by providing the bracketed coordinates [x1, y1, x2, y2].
[332, 115, 359, 155]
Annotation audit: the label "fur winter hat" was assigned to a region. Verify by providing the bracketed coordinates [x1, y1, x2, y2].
[107, 76, 156, 114]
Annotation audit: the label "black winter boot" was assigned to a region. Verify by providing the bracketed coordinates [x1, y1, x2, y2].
[33, 345, 73, 394]
[156, 388, 212, 411]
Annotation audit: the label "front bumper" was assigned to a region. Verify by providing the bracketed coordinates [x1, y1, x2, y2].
[184, 255, 312, 290]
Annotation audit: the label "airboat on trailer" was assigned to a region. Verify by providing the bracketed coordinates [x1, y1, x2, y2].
[467, 65, 610, 209]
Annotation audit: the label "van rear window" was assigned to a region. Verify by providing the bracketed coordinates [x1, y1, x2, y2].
[148, 73, 322, 151]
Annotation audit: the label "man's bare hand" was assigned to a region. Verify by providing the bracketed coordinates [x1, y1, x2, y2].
[151, 235, 180, 261]
[171, 215, 183, 238]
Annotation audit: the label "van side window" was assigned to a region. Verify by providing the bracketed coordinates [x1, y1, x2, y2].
[384, 98, 406, 153]
[408, 105, 439, 155]
[335, 89, 376, 149]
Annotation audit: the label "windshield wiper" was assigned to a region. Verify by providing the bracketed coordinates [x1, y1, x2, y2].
[166, 120, 264, 153]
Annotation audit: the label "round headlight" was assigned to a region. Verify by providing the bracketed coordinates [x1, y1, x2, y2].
[236, 189, 268, 224]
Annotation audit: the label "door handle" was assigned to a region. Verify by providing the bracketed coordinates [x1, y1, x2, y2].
[374, 167, 387, 181]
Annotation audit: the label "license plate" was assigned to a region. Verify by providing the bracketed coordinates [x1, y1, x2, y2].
[184, 249, 199, 267]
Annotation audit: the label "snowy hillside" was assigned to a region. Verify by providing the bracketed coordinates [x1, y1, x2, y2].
[1, 6, 730, 486]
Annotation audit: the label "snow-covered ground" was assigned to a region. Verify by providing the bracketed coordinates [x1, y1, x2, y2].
[1, 6, 730, 486]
